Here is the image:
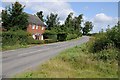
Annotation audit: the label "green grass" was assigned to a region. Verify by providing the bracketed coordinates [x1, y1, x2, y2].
[2, 44, 34, 51]
[14, 42, 118, 78]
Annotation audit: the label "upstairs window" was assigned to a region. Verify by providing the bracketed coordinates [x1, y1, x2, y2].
[32, 25, 35, 29]
[36, 25, 38, 29]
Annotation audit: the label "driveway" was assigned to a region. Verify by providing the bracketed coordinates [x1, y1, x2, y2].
[2, 36, 89, 78]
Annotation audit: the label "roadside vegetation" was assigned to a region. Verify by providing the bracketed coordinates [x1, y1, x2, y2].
[15, 23, 119, 78]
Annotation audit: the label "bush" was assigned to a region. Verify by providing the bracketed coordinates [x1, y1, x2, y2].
[31, 40, 44, 44]
[94, 48, 119, 61]
[43, 30, 57, 41]
[57, 33, 67, 41]
[92, 33, 114, 52]
[106, 26, 120, 49]
[89, 25, 120, 61]
[2, 30, 32, 46]
[66, 34, 78, 40]
[92, 25, 120, 53]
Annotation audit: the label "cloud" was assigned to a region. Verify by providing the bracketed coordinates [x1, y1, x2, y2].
[93, 13, 117, 24]
[0, 7, 4, 12]
[24, 1, 75, 24]
[92, 13, 118, 33]
[2, 1, 75, 24]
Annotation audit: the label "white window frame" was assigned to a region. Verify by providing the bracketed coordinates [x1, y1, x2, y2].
[36, 25, 38, 29]
[32, 25, 35, 29]
[42, 27, 44, 30]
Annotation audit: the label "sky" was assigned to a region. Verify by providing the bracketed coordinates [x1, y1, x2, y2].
[0, 0, 119, 33]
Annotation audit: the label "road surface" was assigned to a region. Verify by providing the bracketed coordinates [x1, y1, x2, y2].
[2, 36, 89, 78]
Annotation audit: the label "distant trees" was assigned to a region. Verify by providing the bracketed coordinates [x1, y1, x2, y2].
[82, 21, 93, 35]
[2, 2, 28, 31]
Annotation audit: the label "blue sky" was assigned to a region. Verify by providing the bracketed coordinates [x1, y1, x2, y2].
[0, 1, 118, 33]
[69, 2, 118, 17]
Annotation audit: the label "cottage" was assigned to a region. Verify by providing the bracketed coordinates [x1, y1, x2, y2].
[27, 14, 46, 40]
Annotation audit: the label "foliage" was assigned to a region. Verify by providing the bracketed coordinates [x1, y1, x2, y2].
[66, 34, 78, 40]
[82, 21, 93, 35]
[92, 33, 113, 52]
[2, 30, 28, 46]
[92, 23, 120, 53]
[36, 11, 44, 22]
[57, 32, 67, 41]
[46, 13, 60, 30]
[44, 39, 56, 43]
[43, 30, 57, 41]
[106, 25, 120, 49]
[2, 2, 28, 30]
[72, 14, 83, 35]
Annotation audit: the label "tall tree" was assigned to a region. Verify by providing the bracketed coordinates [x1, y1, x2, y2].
[36, 11, 44, 21]
[64, 12, 74, 33]
[2, 2, 28, 30]
[82, 21, 93, 35]
[2, 9, 10, 30]
[72, 14, 83, 34]
[46, 13, 60, 30]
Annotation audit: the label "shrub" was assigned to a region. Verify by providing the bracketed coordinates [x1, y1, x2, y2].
[2, 30, 31, 46]
[57, 32, 67, 41]
[90, 25, 120, 61]
[31, 40, 44, 44]
[66, 34, 78, 40]
[43, 30, 57, 41]
[94, 48, 119, 61]
[92, 33, 113, 53]
[106, 26, 120, 49]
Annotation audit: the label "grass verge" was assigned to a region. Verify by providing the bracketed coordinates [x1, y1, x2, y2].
[2, 44, 34, 51]
[14, 41, 118, 78]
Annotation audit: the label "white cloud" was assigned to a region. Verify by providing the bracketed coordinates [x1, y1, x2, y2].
[24, 1, 75, 24]
[93, 13, 117, 24]
[2, 1, 75, 24]
[92, 13, 118, 33]
[0, 7, 4, 13]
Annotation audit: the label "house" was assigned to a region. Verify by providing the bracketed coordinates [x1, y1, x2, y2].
[27, 14, 46, 40]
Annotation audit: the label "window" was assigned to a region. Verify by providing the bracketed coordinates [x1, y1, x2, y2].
[42, 27, 44, 30]
[32, 25, 35, 29]
[36, 25, 38, 29]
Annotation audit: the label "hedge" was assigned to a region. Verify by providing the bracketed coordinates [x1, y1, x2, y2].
[2, 30, 31, 46]
[66, 34, 78, 40]
[57, 33, 67, 41]
[43, 30, 57, 42]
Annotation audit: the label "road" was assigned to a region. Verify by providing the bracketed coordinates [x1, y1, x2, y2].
[2, 36, 89, 78]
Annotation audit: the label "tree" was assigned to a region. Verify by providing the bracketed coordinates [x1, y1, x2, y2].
[64, 12, 74, 34]
[2, 9, 10, 30]
[82, 21, 93, 35]
[2, 2, 28, 30]
[72, 14, 83, 35]
[45, 13, 60, 30]
[36, 11, 44, 21]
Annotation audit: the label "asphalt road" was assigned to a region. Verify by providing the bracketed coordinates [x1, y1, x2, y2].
[2, 36, 89, 78]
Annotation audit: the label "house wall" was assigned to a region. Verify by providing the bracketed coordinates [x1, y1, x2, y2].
[27, 24, 46, 40]
[27, 24, 46, 34]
